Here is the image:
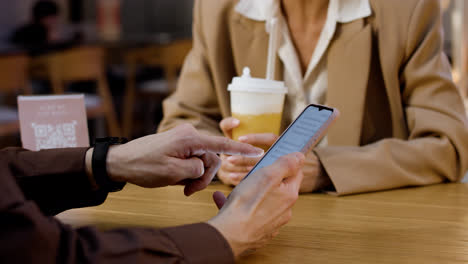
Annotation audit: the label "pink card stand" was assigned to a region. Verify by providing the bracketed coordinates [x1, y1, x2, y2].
[18, 95, 90, 151]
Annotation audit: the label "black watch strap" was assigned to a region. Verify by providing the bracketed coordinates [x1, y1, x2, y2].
[92, 137, 128, 192]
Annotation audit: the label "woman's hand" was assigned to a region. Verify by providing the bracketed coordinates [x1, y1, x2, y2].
[218, 117, 278, 185]
[299, 151, 332, 193]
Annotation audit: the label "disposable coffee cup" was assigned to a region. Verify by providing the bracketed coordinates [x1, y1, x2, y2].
[228, 67, 288, 145]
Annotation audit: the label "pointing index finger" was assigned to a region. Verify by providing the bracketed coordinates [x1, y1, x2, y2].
[199, 134, 264, 157]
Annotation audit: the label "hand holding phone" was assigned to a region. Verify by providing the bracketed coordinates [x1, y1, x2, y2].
[244, 104, 339, 179]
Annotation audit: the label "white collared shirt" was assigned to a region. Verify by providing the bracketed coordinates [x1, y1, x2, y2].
[236, 0, 371, 145]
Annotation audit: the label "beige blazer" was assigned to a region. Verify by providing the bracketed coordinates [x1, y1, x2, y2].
[159, 0, 468, 195]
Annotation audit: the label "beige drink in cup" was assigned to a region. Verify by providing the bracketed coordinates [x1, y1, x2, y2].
[228, 67, 287, 148]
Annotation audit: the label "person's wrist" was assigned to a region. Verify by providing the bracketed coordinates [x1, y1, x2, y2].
[207, 218, 245, 259]
[106, 145, 127, 183]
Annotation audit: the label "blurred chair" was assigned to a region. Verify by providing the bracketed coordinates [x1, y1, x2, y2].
[0, 54, 31, 136]
[43, 46, 121, 136]
[122, 39, 192, 139]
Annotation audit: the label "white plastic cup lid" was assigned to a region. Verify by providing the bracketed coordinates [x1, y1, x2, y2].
[228, 67, 287, 94]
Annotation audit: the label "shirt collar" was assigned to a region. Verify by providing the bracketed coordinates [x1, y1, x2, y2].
[235, 0, 371, 23]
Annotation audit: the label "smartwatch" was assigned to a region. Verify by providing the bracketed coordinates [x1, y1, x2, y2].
[92, 137, 129, 192]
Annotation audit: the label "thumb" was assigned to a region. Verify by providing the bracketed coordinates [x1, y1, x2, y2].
[213, 191, 227, 209]
[265, 152, 305, 184]
[219, 117, 240, 139]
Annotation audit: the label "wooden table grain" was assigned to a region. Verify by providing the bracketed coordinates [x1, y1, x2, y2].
[57, 183, 468, 263]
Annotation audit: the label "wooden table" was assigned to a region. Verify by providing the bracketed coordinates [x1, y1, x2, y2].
[57, 183, 468, 263]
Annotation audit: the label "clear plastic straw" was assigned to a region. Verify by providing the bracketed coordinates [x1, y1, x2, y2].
[266, 18, 279, 80]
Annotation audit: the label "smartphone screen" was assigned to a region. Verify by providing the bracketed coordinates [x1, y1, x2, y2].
[245, 105, 334, 178]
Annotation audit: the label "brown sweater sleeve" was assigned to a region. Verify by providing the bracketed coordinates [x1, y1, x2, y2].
[2, 147, 108, 215]
[0, 148, 235, 264]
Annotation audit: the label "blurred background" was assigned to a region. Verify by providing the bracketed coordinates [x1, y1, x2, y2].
[0, 0, 194, 43]
[0, 0, 194, 147]
[0, 0, 466, 148]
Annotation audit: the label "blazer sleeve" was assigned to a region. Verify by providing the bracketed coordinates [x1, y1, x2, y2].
[158, 0, 224, 136]
[316, 0, 468, 195]
[1, 147, 108, 215]
[0, 159, 234, 264]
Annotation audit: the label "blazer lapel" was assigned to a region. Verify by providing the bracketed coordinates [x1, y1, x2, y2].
[229, 13, 270, 78]
[229, 12, 285, 81]
[327, 20, 372, 146]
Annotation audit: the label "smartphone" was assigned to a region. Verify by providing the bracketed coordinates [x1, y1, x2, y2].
[244, 104, 339, 179]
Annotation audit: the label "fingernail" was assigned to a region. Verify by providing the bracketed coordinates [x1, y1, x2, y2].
[238, 136, 248, 142]
[227, 156, 237, 162]
[255, 148, 264, 156]
[247, 166, 254, 171]
[232, 119, 240, 125]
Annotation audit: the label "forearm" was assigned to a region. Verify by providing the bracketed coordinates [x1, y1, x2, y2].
[66, 223, 234, 264]
[1, 148, 235, 264]
[2, 197, 233, 264]
[316, 135, 467, 195]
[3, 147, 108, 215]
[299, 152, 334, 193]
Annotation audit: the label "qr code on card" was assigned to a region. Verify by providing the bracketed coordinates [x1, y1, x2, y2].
[32, 121, 78, 150]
